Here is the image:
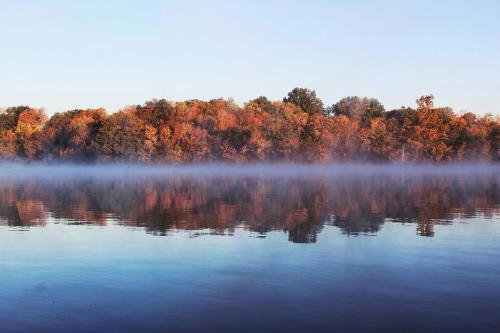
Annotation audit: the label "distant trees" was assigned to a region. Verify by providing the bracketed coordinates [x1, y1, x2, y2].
[283, 88, 325, 116]
[329, 96, 385, 126]
[0, 89, 498, 162]
[44, 108, 105, 159]
[0, 107, 24, 157]
[94, 111, 148, 160]
[0, 106, 46, 158]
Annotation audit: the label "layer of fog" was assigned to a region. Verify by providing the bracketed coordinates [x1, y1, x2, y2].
[0, 162, 498, 180]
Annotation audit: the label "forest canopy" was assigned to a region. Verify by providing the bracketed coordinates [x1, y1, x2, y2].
[0, 89, 498, 163]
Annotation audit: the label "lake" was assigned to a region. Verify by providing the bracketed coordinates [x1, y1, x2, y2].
[0, 164, 499, 332]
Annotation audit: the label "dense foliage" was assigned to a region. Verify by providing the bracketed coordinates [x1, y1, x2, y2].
[1, 89, 498, 162]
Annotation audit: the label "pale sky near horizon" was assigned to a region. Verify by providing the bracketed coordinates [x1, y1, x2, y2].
[0, 0, 499, 115]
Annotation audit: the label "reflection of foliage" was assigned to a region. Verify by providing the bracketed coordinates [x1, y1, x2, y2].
[0, 174, 497, 243]
[416, 220, 435, 237]
[1, 93, 498, 162]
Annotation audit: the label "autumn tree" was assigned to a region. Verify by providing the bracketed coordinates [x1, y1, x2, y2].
[248, 96, 275, 114]
[414, 95, 457, 160]
[385, 107, 421, 161]
[43, 108, 106, 159]
[94, 111, 150, 160]
[14, 108, 47, 158]
[330, 96, 385, 127]
[263, 102, 307, 160]
[328, 115, 361, 160]
[456, 113, 499, 160]
[0, 107, 27, 158]
[360, 118, 397, 159]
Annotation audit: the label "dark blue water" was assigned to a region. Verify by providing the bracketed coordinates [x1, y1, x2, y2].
[0, 164, 499, 332]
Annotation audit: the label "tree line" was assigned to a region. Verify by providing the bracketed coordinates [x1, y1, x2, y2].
[0, 88, 498, 162]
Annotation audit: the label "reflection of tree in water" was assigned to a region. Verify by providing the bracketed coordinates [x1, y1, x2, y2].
[287, 219, 323, 243]
[0, 173, 498, 243]
[416, 219, 435, 237]
[0, 200, 47, 227]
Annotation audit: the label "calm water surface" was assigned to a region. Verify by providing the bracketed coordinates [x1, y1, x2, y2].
[0, 164, 499, 332]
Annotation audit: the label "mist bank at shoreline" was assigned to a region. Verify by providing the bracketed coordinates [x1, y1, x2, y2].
[1, 161, 498, 180]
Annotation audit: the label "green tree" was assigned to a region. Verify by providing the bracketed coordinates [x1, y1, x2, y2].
[283, 88, 324, 116]
[330, 96, 385, 126]
[248, 96, 275, 114]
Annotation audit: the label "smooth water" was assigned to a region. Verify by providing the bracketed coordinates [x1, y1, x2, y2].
[0, 164, 499, 333]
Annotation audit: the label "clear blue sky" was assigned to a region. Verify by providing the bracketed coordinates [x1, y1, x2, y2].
[1, 0, 499, 115]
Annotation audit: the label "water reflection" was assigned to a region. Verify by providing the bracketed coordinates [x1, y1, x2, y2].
[0, 172, 498, 242]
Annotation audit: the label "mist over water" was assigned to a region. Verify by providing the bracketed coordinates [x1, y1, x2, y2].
[1, 162, 498, 240]
[1, 162, 499, 332]
[1, 161, 499, 178]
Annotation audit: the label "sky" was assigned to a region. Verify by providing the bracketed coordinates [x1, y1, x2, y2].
[0, 0, 499, 115]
